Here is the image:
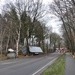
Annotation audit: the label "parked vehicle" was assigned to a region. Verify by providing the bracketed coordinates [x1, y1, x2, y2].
[7, 48, 16, 58]
[22, 46, 43, 55]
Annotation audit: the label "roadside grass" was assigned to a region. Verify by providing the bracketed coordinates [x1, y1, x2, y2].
[0, 54, 7, 60]
[41, 54, 65, 75]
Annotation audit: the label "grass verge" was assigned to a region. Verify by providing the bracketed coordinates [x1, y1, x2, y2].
[0, 54, 7, 60]
[41, 55, 65, 75]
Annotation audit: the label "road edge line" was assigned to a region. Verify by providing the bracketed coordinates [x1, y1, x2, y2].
[32, 57, 58, 75]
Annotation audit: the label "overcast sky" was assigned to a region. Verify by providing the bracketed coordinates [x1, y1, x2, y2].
[0, 0, 62, 35]
[43, 0, 62, 35]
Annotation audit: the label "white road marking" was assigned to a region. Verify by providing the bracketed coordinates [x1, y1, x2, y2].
[32, 58, 57, 75]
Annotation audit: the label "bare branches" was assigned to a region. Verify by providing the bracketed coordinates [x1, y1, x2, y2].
[49, 0, 75, 54]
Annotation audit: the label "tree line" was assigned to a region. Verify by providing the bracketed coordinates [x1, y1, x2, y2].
[0, 0, 62, 57]
[49, 0, 75, 55]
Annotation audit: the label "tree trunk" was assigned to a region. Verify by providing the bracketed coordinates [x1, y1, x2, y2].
[5, 35, 10, 55]
[32, 37, 34, 46]
[16, 33, 20, 57]
[24, 38, 26, 46]
[0, 44, 3, 60]
[58, 42, 61, 50]
[16, 18, 21, 57]
[42, 40, 45, 52]
[26, 37, 30, 55]
[0, 35, 3, 60]
[38, 40, 41, 46]
[72, 50, 74, 55]
[53, 43, 56, 52]
[16, 40, 19, 57]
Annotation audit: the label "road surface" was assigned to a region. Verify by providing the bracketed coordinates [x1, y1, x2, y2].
[0, 53, 60, 75]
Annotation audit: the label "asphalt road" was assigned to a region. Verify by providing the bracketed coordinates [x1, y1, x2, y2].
[0, 53, 60, 75]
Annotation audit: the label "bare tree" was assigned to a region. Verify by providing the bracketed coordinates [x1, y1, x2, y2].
[49, 0, 75, 55]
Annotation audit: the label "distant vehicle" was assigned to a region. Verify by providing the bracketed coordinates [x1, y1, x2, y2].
[29, 46, 43, 54]
[22, 46, 43, 55]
